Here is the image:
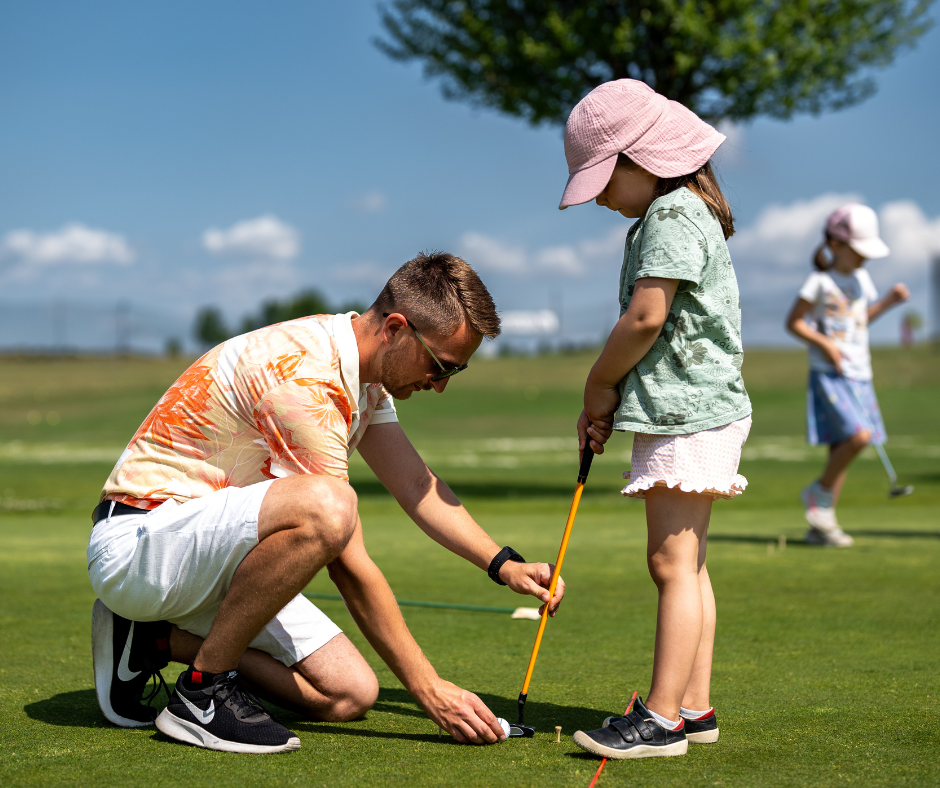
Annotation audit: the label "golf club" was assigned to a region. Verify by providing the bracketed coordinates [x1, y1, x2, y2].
[843, 379, 913, 497]
[508, 443, 595, 738]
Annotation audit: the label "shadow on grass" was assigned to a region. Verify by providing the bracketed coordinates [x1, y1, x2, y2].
[289, 687, 611, 744]
[708, 534, 813, 546]
[28, 686, 610, 745]
[25, 688, 114, 729]
[709, 531, 940, 544]
[350, 479, 609, 501]
[850, 529, 940, 539]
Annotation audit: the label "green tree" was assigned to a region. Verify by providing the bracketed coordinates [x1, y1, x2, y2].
[193, 306, 230, 349]
[240, 289, 334, 333]
[376, 0, 933, 124]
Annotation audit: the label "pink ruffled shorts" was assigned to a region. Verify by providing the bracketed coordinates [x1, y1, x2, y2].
[622, 416, 752, 500]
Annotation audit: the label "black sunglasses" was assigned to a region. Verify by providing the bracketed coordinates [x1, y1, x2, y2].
[382, 313, 469, 382]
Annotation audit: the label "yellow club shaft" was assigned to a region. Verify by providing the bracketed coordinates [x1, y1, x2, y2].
[520, 480, 585, 695]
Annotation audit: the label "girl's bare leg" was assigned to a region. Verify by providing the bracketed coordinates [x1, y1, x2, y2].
[644, 486, 713, 722]
[681, 562, 715, 711]
[819, 430, 870, 506]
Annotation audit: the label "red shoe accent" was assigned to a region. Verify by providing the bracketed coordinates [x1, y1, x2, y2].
[691, 708, 715, 721]
[671, 719, 686, 731]
[191, 671, 202, 685]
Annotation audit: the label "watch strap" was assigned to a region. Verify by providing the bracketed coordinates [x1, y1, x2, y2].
[488, 546, 525, 585]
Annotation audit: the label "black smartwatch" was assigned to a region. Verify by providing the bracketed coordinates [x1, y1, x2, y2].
[488, 546, 525, 585]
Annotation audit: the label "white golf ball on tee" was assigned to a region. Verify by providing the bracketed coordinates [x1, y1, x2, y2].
[496, 717, 510, 739]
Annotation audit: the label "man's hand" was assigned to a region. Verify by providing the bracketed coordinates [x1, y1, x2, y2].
[499, 560, 565, 617]
[415, 678, 507, 744]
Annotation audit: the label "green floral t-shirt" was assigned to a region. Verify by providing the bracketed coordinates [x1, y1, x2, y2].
[614, 187, 751, 434]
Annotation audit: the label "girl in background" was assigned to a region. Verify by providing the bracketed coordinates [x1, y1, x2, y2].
[558, 80, 751, 759]
[786, 204, 909, 546]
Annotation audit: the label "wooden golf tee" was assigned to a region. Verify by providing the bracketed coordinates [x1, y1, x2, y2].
[587, 692, 639, 788]
[516, 445, 594, 728]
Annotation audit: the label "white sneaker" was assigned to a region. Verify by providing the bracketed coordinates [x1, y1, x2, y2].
[801, 481, 837, 530]
[805, 525, 854, 548]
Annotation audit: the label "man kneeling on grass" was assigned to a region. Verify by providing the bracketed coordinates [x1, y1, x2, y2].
[88, 252, 563, 753]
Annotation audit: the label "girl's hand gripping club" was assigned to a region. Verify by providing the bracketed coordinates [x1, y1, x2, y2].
[509, 444, 595, 738]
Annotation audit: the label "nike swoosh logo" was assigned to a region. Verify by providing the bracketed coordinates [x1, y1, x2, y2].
[117, 621, 141, 682]
[180, 692, 215, 723]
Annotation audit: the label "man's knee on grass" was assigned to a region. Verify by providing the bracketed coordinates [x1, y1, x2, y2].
[322, 667, 379, 722]
[294, 647, 380, 722]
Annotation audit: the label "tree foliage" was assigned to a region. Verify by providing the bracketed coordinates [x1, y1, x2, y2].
[193, 290, 369, 348]
[376, 0, 934, 124]
[193, 306, 230, 349]
[240, 289, 333, 334]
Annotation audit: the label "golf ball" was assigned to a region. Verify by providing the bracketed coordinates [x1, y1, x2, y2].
[496, 717, 510, 739]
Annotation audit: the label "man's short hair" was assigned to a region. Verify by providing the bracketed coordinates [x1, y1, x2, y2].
[372, 252, 501, 339]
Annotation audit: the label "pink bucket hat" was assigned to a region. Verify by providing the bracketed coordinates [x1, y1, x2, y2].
[559, 79, 726, 209]
[826, 204, 890, 259]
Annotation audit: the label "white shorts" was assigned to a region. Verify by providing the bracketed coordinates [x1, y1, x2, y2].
[622, 416, 752, 500]
[87, 480, 342, 667]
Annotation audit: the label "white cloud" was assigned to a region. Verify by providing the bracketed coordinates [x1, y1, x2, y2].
[332, 262, 394, 286]
[458, 225, 625, 278]
[458, 232, 527, 274]
[728, 193, 940, 344]
[578, 226, 628, 259]
[350, 191, 388, 214]
[1, 223, 135, 265]
[730, 192, 859, 269]
[730, 192, 940, 277]
[175, 258, 302, 316]
[202, 215, 300, 260]
[714, 121, 746, 167]
[500, 309, 560, 335]
[717, 121, 744, 148]
[879, 200, 940, 270]
[535, 246, 583, 275]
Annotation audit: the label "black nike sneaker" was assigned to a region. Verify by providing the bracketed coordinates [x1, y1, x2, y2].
[156, 669, 300, 753]
[682, 707, 719, 743]
[92, 599, 171, 727]
[573, 696, 688, 759]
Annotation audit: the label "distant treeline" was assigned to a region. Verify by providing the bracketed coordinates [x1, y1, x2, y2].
[194, 290, 367, 348]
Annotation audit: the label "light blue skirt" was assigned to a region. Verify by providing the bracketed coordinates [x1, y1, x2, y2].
[807, 371, 886, 446]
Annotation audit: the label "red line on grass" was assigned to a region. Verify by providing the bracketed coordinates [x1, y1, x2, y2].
[586, 691, 638, 788]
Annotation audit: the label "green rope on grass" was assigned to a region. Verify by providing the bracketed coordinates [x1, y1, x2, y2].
[303, 592, 516, 614]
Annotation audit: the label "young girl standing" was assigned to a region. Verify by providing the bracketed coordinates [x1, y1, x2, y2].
[786, 204, 909, 546]
[558, 80, 752, 759]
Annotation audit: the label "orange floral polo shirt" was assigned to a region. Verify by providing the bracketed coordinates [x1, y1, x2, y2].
[101, 312, 397, 509]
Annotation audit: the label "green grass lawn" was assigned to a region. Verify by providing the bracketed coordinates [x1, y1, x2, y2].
[1, 348, 939, 787]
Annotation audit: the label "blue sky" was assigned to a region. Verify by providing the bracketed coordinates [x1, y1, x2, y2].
[1, 0, 939, 351]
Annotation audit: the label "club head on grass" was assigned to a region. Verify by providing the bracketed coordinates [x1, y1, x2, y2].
[508, 724, 535, 738]
[889, 485, 914, 498]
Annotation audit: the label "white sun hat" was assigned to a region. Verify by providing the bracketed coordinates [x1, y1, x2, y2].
[826, 204, 890, 259]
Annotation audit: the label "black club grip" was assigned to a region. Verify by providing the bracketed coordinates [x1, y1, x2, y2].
[578, 444, 595, 483]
